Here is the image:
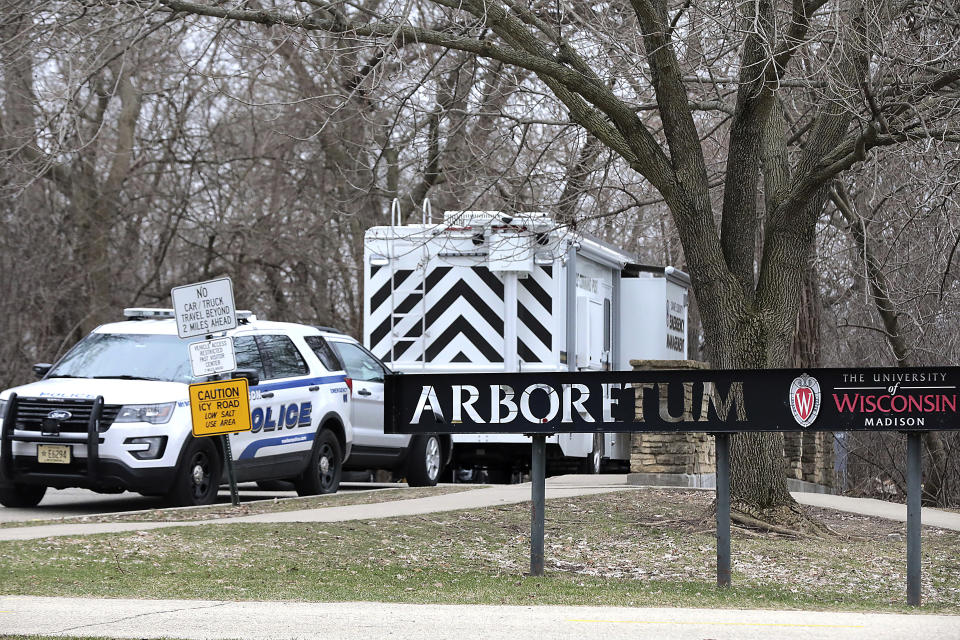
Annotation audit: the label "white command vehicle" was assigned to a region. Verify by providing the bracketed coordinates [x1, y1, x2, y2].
[0, 310, 355, 507]
[363, 209, 690, 480]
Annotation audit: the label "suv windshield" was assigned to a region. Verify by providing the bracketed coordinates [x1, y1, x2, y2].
[48, 333, 199, 383]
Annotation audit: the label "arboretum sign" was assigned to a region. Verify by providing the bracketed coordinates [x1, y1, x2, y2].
[385, 366, 958, 606]
[385, 367, 959, 435]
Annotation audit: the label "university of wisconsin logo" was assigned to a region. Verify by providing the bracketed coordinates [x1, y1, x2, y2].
[789, 373, 821, 428]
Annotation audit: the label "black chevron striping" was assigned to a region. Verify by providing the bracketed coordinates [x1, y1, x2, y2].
[369, 316, 392, 350]
[370, 280, 393, 314]
[426, 280, 503, 335]
[393, 269, 414, 288]
[518, 302, 552, 349]
[518, 339, 541, 363]
[370, 269, 415, 315]
[371, 265, 382, 278]
[395, 292, 422, 314]
[520, 273, 552, 314]
[403, 321, 423, 338]
[393, 339, 417, 360]
[426, 280, 503, 333]
[540, 265, 552, 277]
[451, 351, 471, 363]
[371, 299, 424, 351]
[426, 266, 452, 292]
[426, 316, 502, 362]
[395, 340, 423, 362]
[474, 266, 504, 298]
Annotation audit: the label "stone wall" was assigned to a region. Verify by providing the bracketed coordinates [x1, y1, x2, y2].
[628, 359, 715, 476]
[628, 359, 835, 488]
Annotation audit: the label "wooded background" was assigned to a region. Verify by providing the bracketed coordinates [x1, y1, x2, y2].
[2, 0, 958, 506]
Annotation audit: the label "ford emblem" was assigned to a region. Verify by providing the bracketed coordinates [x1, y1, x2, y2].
[46, 409, 72, 421]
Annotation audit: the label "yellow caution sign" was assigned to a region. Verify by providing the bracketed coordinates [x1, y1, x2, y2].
[188, 378, 252, 437]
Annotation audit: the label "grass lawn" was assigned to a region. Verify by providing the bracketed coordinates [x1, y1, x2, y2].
[1, 489, 958, 613]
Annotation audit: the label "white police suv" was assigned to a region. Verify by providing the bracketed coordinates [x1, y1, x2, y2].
[0, 309, 355, 507]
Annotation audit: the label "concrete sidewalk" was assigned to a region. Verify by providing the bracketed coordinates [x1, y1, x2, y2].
[3, 595, 959, 640]
[792, 491, 960, 530]
[0, 479, 630, 541]
[2, 475, 959, 541]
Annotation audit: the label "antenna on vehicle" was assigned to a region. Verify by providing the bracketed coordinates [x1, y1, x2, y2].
[391, 197, 401, 227]
[423, 198, 432, 225]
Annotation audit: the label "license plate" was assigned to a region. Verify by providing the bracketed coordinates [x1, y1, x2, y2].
[37, 444, 71, 464]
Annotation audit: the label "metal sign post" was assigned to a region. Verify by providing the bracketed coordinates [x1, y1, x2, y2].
[715, 433, 731, 588]
[174, 277, 244, 505]
[907, 432, 923, 606]
[221, 434, 240, 506]
[530, 434, 546, 576]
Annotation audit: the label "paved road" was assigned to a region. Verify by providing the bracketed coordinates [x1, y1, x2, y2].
[3, 596, 958, 640]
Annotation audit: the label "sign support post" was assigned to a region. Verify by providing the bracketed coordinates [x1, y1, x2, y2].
[907, 431, 923, 606]
[221, 435, 240, 507]
[530, 434, 546, 576]
[715, 433, 732, 587]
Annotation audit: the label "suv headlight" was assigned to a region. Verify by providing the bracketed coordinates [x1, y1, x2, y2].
[0, 399, 6, 421]
[114, 402, 176, 424]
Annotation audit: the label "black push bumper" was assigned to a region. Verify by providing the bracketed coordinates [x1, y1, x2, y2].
[0, 393, 174, 493]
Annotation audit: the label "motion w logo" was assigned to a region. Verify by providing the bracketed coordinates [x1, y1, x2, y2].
[789, 374, 821, 428]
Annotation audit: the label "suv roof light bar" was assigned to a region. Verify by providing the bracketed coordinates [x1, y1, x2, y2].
[124, 308, 175, 319]
[124, 308, 258, 322]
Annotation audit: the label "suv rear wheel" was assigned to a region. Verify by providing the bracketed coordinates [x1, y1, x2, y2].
[295, 429, 342, 495]
[406, 435, 442, 487]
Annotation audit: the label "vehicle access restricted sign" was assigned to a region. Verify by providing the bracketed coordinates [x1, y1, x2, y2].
[188, 378, 252, 437]
[188, 337, 237, 377]
[384, 367, 960, 434]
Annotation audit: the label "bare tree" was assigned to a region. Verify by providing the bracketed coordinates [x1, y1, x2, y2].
[5, 0, 958, 526]
[824, 148, 960, 505]
[110, 0, 959, 527]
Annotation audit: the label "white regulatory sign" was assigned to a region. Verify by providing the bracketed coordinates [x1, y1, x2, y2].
[189, 337, 237, 377]
[171, 277, 237, 339]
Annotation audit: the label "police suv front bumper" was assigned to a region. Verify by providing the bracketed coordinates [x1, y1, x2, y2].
[0, 393, 178, 493]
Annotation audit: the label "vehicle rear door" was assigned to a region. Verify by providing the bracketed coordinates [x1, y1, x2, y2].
[329, 340, 404, 450]
[232, 334, 315, 479]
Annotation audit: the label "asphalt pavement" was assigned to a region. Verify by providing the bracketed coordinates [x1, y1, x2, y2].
[3, 595, 959, 640]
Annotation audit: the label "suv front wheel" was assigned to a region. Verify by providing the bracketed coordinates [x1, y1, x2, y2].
[0, 482, 47, 508]
[405, 435, 442, 487]
[166, 437, 222, 507]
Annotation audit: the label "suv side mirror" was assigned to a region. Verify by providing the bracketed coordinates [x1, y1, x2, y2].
[33, 363, 52, 379]
[232, 369, 260, 387]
